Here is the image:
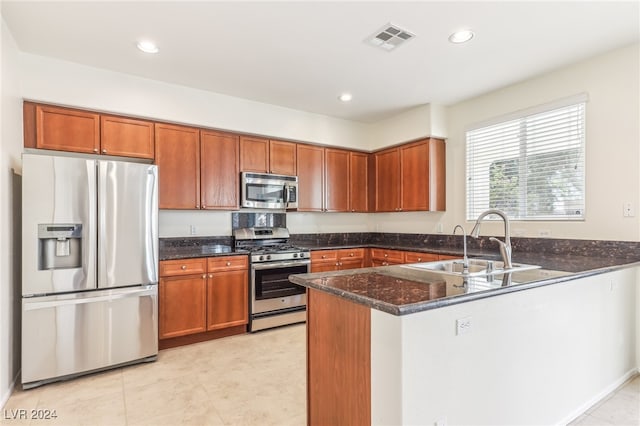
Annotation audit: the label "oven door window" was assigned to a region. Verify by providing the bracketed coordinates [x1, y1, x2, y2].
[254, 264, 308, 300]
[246, 183, 285, 203]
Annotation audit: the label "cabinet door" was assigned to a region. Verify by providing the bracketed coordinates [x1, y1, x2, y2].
[240, 136, 269, 173]
[269, 140, 297, 175]
[155, 123, 200, 209]
[400, 141, 429, 211]
[349, 152, 368, 212]
[101, 115, 155, 159]
[207, 269, 249, 330]
[201, 131, 239, 210]
[311, 261, 340, 273]
[159, 274, 207, 339]
[338, 258, 364, 270]
[325, 149, 350, 212]
[35, 105, 100, 154]
[297, 144, 324, 211]
[375, 148, 400, 212]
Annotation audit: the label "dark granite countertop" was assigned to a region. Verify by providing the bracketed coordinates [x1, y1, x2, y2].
[289, 254, 640, 316]
[159, 237, 248, 261]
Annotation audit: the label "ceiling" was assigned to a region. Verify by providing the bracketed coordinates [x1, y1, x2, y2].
[2, 1, 639, 123]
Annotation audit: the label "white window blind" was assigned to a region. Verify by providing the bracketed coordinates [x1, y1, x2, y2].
[466, 98, 586, 221]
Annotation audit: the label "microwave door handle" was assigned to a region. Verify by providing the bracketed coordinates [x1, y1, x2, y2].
[283, 184, 289, 206]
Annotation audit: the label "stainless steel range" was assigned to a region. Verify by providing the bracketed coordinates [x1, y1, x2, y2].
[233, 213, 309, 332]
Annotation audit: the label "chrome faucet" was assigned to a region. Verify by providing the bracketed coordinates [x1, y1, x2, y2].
[470, 209, 513, 268]
[452, 225, 469, 272]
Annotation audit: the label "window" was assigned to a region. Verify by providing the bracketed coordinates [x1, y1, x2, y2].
[466, 95, 586, 221]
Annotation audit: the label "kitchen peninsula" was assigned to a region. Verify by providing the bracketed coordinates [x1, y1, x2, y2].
[290, 251, 639, 425]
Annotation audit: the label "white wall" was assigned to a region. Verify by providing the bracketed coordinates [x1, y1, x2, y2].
[19, 53, 371, 151]
[371, 268, 638, 425]
[0, 16, 25, 408]
[377, 43, 639, 241]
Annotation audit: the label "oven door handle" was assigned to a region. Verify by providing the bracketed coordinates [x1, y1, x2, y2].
[252, 259, 310, 270]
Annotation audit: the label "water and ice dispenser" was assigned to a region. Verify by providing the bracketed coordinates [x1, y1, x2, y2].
[37, 224, 82, 270]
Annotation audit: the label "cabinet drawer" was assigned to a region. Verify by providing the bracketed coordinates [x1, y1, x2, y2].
[207, 255, 248, 272]
[160, 258, 207, 277]
[337, 248, 365, 260]
[404, 251, 439, 263]
[311, 250, 338, 262]
[370, 249, 404, 263]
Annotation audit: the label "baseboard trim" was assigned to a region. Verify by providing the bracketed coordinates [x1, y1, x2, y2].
[1, 369, 20, 410]
[559, 367, 639, 425]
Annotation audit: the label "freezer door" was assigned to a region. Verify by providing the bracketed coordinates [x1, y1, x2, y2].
[22, 154, 96, 295]
[98, 161, 158, 288]
[22, 285, 158, 386]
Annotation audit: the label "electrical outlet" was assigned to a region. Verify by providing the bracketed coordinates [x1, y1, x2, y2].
[436, 223, 444, 233]
[456, 317, 472, 335]
[623, 202, 635, 217]
[190, 225, 197, 235]
[539, 229, 551, 237]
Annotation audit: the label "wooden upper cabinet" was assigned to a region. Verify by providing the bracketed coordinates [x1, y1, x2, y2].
[240, 136, 297, 175]
[297, 144, 324, 211]
[400, 141, 430, 211]
[349, 152, 368, 212]
[34, 104, 100, 154]
[239, 136, 269, 173]
[374, 148, 400, 212]
[155, 123, 200, 209]
[101, 115, 154, 159]
[200, 130, 239, 210]
[325, 149, 350, 212]
[374, 138, 446, 212]
[269, 140, 297, 175]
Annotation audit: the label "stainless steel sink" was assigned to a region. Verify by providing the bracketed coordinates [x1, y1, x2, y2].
[402, 258, 540, 277]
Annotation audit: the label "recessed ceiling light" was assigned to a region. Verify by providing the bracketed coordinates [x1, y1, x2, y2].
[448, 29, 474, 44]
[338, 93, 353, 102]
[136, 40, 159, 54]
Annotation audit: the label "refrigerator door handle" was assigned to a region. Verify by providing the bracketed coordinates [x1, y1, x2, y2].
[23, 285, 157, 311]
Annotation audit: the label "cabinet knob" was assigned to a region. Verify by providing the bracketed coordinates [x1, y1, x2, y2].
[349, 253, 354, 257]
[335, 262, 340, 266]
[418, 258, 422, 262]
[351, 209, 355, 212]
[382, 261, 388, 266]
[196, 205, 200, 208]
[384, 254, 388, 258]
[202, 204, 206, 209]
[102, 149, 107, 154]
[339, 262, 343, 266]
[226, 261, 231, 266]
[93, 148, 98, 153]
[209, 274, 213, 278]
[202, 274, 207, 279]
[181, 265, 187, 270]
[322, 255, 327, 259]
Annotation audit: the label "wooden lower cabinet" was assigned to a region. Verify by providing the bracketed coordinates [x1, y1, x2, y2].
[370, 248, 405, 266]
[311, 249, 366, 272]
[206, 257, 249, 330]
[307, 288, 370, 425]
[159, 274, 207, 339]
[159, 255, 249, 347]
[404, 251, 439, 263]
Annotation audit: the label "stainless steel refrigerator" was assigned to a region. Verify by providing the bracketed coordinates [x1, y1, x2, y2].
[21, 153, 159, 388]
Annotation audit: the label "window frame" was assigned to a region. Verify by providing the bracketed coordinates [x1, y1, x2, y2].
[465, 93, 588, 222]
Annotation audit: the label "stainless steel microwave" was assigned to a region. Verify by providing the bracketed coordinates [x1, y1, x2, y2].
[241, 172, 298, 210]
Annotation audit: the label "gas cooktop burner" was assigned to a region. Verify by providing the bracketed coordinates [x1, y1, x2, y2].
[250, 244, 301, 254]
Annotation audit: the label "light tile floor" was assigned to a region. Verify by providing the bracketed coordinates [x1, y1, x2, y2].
[1, 323, 638, 425]
[1, 325, 306, 426]
[569, 375, 640, 426]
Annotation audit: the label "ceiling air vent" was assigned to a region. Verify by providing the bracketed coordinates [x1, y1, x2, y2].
[366, 23, 415, 52]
